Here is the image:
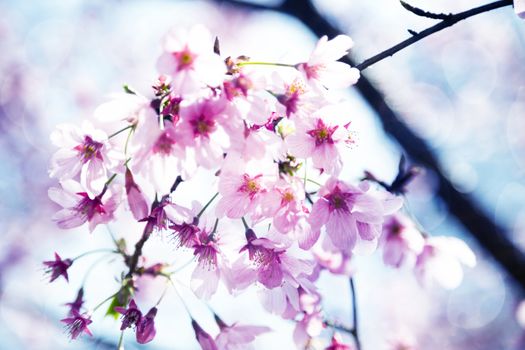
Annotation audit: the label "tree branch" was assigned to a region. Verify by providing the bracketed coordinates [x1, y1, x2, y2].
[356, 0, 512, 70]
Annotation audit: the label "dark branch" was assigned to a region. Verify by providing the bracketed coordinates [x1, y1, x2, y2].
[349, 278, 361, 349]
[213, 0, 525, 293]
[399, 0, 453, 20]
[356, 0, 513, 70]
[213, 0, 275, 11]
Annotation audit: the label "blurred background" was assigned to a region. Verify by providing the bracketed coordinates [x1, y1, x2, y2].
[0, 0, 524, 349]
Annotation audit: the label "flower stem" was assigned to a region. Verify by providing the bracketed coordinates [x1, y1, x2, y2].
[349, 277, 361, 350]
[72, 249, 117, 262]
[105, 173, 118, 186]
[241, 216, 249, 230]
[167, 277, 192, 318]
[109, 125, 133, 139]
[92, 291, 119, 312]
[306, 178, 322, 187]
[155, 280, 171, 307]
[117, 330, 125, 350]
[196, 192, 219, 218]
[237, 61, 297, 68]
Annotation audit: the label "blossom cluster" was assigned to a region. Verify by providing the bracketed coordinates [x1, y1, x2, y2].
[45, 25, 475, 349]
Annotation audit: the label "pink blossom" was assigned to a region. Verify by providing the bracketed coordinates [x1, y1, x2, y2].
[94, 92, 150, 125]
[145, 195, 193, 232]
[114, 299, 142, 330]
[293, 289, 325, 348]
[380, 214, 424, 268]
[286, 104, 355, 175]
[178, 96, 231, 169]
[308, 179, 400, 252]
[43, 252, 72, 282]
[312, 246, 353, 276]
[170, 217, 200, 248]
[216, 154, 279, 220]
[49, 121, 117, 197]
[214, 314, 271, 350]
[48, 180, 120, 232]
[223, 70, 278, 125]
[190, 221, 229, 299]
[298, 35, 360, 89]
[157, 25, 226, 96]
[129, 109, 191, 194]
[229, 230, 315, 314]
[272, 73, 325, 118]
[61, 311, 93, 340]
[269, 177, 315, 250]
[414, 236, 476, 289]
[230, 125, 284, 162]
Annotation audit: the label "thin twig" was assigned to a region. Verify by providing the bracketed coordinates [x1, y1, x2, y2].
[399, 0, 452, 20]
[349, 278, 361, 350]
[356, 0, 512, 70]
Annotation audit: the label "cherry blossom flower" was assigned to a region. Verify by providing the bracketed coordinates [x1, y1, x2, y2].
[414, 236, 476, 289]
[114, 299, 142, 330]
[94, 92, 150, 125]
[293, 289, 325, 348]
[223, 70, 278, 126]
[157, 25, 226, 96]
[380, 214, 424, 268]
[170, 217, 200, 248]
[308, 178, 402, 252]
[216, 154, 279, 220]
[228, 230, 315, 315]
[43, 252, 72, 282]
[271, 72, 326, 118]
[129, 111, 190, 194]
[61, 311, 93, 340]
[215, 325, 269, 350]
[312, 246, 353, 276]
[298, 35, 360, 89]
[136, 307, 157, 344]
[49, 121, 118, 197]
[268, 177, 315, 250]
[286, 104, 355, 175]
[230, 125, 284, 162]
[214, 314, 271, 350]
[178, 96, 232, 169]
[144, 194, 193, 233]
[48, 180, 120, 232]
[190, 220, 230, 299]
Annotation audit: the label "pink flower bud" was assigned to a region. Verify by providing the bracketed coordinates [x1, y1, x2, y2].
[125, 168, 149, 221]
